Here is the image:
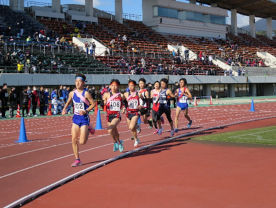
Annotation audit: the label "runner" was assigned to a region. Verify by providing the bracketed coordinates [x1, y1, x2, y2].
[124, 80, 141, 147]
[138, 78, 153, 129]
[151, 81, 162, 135]
[174, 78, 192, 133]
[102, 79, 125, 152]
[158, 78, 175, 137]
[62, 73, 96, 167]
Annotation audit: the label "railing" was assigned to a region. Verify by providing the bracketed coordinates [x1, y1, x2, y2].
[1, 41, 82, 56]
[0, 66, 224, 76]
[25, 0, 51, 7]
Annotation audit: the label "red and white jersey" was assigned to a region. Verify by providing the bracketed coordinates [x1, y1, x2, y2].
[106, 92, 122, 114]
[139, 89, 148, 108]
[152, 89, 160, 104]
[127, 91, 139, 112]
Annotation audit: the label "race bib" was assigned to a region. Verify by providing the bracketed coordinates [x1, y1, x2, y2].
[110, 101, 121, 111]
[128, 100, 138, 109]
[74, 102, 84, 114]
[179, 96, 188, 103]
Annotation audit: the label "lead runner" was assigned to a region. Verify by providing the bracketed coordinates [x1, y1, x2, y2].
[62, 73, 96, 167]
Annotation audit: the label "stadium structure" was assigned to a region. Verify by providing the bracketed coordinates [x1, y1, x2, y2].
[0, 0, 276, 97]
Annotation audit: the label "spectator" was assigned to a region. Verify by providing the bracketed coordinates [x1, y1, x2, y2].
[0, 83, 8, 118]
[21, 87, 29, 117]
[31, 86, 38, 116]
[57, 85, 63, 98]
[44, 88, 50, 112]
[17, 62, 24, 73]
[51, 95, 58, 115]
[38, 86, 46, 116]
[58, 97, 65, 114]
[9, 87, 17, 118]
[51, 89, 57, 100]
[141, 57, 146, 68]
[92, 42, 96, 56]
[27, 86, 32, 116]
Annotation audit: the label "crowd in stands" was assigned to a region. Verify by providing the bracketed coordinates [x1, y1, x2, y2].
[1, 5, 276, 76]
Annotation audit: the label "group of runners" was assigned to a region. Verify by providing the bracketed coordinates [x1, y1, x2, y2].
[62, 74, 193, 167]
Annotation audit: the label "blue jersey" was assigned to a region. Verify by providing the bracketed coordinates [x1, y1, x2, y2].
[73, 89, 89, 115]
[177, 88, 188, 110]
[159, 89, 169, 108]
[72, 89, 90, 127]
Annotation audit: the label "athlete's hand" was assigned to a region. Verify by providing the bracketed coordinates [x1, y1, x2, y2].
[62, 109, 67, 115]
[79, 110, 87, 115]
[122, 108, 126, 114]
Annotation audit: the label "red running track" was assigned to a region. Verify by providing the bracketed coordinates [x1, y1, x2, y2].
[1, 102, 276, 207]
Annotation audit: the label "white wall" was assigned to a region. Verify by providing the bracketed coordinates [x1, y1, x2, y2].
[73, 37, 108, 56]
[152, 17, 226, 38]
[168, 44, 197, 60]
[143, 0, 227, 38]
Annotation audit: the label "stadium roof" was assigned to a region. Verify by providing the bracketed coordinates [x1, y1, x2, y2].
[196, 0, 276, 19]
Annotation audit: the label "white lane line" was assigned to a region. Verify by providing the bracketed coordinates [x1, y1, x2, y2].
[0, 142, 113, 180]
[0, 129, 168, 180]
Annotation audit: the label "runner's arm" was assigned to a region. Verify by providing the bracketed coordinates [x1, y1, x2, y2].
[62, 91, 73, 115]
[84, 91, 96, 113]
[174, 89, 179, 97]
[184, 88, 192, 99]
[167, 89, 175, 98]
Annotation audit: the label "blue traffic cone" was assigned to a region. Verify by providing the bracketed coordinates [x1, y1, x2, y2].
[137, 116, 141, 124]
[95, 109, 103, 130]
[16, 118, 30, 143]
[250, 99, 255, 112]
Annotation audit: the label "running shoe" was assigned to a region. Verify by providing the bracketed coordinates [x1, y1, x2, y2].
[131, 137, 134, 140]
[113, 142, 119, 152]
[161, 116, 164, 124]
[136, 124, 141, 134]
[134, 139, 140, 147]
[174, 128, 179, 133]
[88, 126, 95, 135]
[71, 159, 82, 167]
[170, 130, 175, 137]
[158, 128, 163, 135]
[153, 129, 159, 134]
[187, 120, 193, 128]
[119, 140, 124, 152]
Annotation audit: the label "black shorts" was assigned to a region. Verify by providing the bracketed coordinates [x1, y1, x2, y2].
[107, 113, 121, 123]
[126, 111, 139, 120]
[140, 108, 150, 117]
[158, 106, 173, 123]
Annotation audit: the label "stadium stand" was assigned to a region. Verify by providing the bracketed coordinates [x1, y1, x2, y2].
[0, 3, 275, 76]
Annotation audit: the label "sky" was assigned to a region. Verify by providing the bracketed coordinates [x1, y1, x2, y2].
[59, 0, 261, 27]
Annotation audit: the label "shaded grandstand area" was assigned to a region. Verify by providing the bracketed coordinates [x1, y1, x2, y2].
[0, 3, 276, 76]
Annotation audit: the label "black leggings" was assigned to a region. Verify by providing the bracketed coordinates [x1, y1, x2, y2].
[152, 107, 173, 129]
[158, 107, 173, 123]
